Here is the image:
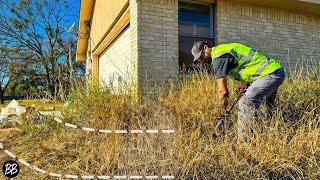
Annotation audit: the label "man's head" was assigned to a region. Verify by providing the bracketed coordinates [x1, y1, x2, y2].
[191, 41, 212, 64]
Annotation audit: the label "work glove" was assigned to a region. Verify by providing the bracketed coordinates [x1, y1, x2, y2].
[236, 83, 249, 95]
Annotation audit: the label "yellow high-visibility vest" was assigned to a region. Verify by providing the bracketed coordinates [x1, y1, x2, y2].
[211, 43, 282, 83]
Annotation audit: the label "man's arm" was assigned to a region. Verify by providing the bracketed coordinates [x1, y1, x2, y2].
[217, 77, 229, 110]
[213, 53, 235, 111]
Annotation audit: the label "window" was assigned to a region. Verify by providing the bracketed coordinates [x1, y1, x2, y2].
[178, 1, 214, 74]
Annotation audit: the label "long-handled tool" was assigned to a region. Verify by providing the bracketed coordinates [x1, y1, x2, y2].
[215, 89, 247, 134]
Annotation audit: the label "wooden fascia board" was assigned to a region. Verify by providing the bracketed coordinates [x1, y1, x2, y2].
[92, 54, 99, 86]
[92, 2, 130, 56]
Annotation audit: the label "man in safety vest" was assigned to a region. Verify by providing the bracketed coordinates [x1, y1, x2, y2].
[191, 41, 285, 144]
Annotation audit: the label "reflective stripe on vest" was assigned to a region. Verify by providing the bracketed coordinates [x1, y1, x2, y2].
[238, 48, 257, 75]
[252, 58, 269, 81]
[242, 48, 256, 65]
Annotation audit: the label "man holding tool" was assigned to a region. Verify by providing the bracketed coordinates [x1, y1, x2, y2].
[191, 41, 285, 144]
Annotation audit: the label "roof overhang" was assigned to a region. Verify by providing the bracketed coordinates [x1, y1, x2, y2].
[76, 0, 95, 62]
[229, 0, 320, 16]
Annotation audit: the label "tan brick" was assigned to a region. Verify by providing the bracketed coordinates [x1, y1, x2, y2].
[216, 0, 320, 68]
[130, 0, 178, 95]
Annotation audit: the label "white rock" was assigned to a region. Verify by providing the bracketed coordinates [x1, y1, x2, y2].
[0, 107, 16, 117]
[0, 99, 27, 118]
[7, 99, 19, 107]
[0, 115, 6, 123]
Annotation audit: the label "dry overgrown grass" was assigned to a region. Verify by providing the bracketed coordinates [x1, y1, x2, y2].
[1, 72, 320, 179]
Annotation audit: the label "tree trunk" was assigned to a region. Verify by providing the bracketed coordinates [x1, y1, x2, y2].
[0, 91, 4, 104]
[45, 65, 54, 99]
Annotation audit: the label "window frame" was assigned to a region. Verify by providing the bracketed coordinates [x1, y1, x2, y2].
[178, 0, 215, 74]
[178, 0, 215, 39]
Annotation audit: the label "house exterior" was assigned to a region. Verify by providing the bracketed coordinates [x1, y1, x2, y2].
[76, 0, 320, 95]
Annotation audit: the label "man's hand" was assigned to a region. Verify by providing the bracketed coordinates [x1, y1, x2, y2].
[236, 83, 249, 95]
[217, 77, 229, 110]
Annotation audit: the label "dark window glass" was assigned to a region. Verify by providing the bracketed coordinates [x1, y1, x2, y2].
[178, 2, 214, 74]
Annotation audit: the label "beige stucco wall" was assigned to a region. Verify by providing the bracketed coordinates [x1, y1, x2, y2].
[216, 0, 320, 70]
[98, 27, 136, 93]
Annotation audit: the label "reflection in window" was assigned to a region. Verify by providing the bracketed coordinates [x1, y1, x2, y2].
[178, 2, 214, 74]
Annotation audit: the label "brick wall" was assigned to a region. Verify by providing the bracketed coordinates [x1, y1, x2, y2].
[130, 0, 179, 95]
[216, 0, 320, 70]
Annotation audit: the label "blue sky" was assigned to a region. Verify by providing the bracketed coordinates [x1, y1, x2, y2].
[67, 0, 81, 29]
